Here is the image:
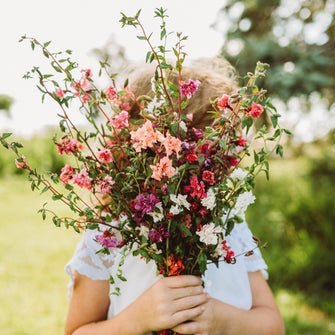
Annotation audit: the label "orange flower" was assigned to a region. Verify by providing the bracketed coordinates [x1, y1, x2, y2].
[130, 120, 165, 152]
[166, 254, 185, 276]
[150, 156, 175, 181]
[164, 133, 182, 157]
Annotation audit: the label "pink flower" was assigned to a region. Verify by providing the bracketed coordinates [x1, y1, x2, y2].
[217, 94, 230, 110]
[202, 170, 215, 185]
[15, 155, 27, 169]
[55, 88, 65, 98]
[98, 149, 114, 163]
[186, 113, 193, 121]
[130, 120, 165, 152]
[188, 176, 206, 199]
[81, 69, 93, 78]
[72, 169, 92, 189]
[105, 86, 117, 100]
[247, 102, 264, 118]
[150, 156, 176, 181]
[57, 138, 84, 155]
[59, 164, 74, 185]
[95, 230, 121, 248]
[99, 176, 115, 195]
[164, 133, 182, 157]
[80, 77, 91, 90]
[110, 111, 129, 130]
[180, 79, 201, 99]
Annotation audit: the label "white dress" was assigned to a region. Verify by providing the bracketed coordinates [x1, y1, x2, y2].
[65, 221, 268, 330]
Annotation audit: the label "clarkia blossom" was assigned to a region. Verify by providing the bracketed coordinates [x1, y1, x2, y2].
[110, 111, 129, 130]
[196, 222, 222, 245]
[150, 156, 176, 181]
[99, 176, 115, 195]
[201, 188, 216, 210]
[98, 149, 114, 163]
[233, 190, 256, 219]
[15, 155, 27, 169]
[72, 169, 92, 190]
[130, 120, 165, 152]
[105, 86, 117, 100]
[202, 170, 215, 185]
[217, 94, 230, 110]
[95, 230, 121, 249]
[57, 138, 84, 155]
[147, 202, 164, 223]
[148, 224, 170, 243]
[166, 254, 185, 276]
[247, 102, 264, 118]
[55, 88, 65, 98]
[180, 79, 200, 99]
[59, 164, 74, 185]
[134, 193, 160, 222]
[170, 194, 191, 210]
[164, 133, 182, 157]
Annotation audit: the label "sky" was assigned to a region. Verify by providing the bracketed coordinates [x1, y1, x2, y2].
[0, 0, 226, 137]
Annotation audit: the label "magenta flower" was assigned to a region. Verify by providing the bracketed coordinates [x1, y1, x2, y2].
[134, 194, 159, 222]
[95, 230, 120, 248]
[180, 79, 201, 99]
[148, 224, 170, 243]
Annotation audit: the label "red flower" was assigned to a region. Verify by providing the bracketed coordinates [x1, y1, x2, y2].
[189, 176, 206, 199]
[183, 149, 198, 163]
[229, 157, 239, 167]
[202, 170, 215, 185]
[166, 254, 185, 276]
[238, 134, 247, 147]
[247, 102, 264, 118]
[217, 94, 230, 110]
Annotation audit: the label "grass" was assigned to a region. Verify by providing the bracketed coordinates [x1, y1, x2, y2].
[0, 176, 80, 335]
[0, 176, 334, 334]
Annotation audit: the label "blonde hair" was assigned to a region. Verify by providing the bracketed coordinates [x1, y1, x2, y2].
[129, 56, 239, 129]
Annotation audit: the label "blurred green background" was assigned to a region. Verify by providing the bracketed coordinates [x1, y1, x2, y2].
[1, 0, 335, 334]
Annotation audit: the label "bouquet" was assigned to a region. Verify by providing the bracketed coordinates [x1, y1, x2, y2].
[1, 8, 288, 335]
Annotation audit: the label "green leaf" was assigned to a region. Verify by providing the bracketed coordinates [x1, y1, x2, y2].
[197, 253, 207, 274]
[177, 221, 192, 236]
[2, 133, 12, 139]
[136, 35, 146, 40]
[52, 194, 63, 201]
[43, 41, 52, 48]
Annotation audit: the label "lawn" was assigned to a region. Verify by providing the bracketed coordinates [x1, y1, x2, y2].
[0, 176, 334, 334]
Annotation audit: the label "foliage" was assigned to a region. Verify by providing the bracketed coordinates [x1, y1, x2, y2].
[216, 0, 335, 109]
[0, 128, 67, 177]
[247, 130, 335, 304]
[0, 94, 14, 115]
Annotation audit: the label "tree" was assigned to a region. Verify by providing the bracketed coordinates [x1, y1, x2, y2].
[215, 0, 335, 114]
[0, 94, 13, 116]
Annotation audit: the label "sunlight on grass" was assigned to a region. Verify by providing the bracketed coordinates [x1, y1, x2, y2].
[0, 176, 81, 335]
[276, 289, 335, 334]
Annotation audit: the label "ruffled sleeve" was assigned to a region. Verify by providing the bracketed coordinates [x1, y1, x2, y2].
[233, 221, 269, 280]
[64, 228, 116, 300]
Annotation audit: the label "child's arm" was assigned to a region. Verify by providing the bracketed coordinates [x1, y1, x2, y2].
[65, 272, 208, 335]
[172, 270, 285, 335]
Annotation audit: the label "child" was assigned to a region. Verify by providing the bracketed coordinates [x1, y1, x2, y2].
[64, 59, 285, 335]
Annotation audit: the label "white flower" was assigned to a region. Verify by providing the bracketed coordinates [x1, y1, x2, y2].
[234, 190, 256, 218]
[196, 222, 222, 245]
[179, 121, 187, 132]
[230, 168, 248, 181]
[201, 188, 216, 210]
[149, 243, 162, 254]
[136, 225, 149, 238]
[170, 194, 191, 210]
[170, 205, 181, 215]
[147, 202, 164, 223]
[146, 96, 164, 115]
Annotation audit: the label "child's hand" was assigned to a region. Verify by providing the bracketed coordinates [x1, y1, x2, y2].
[131, 275, 208, 334]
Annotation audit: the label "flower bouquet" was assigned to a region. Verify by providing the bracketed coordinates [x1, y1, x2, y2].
[1, 8, 289, 335]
